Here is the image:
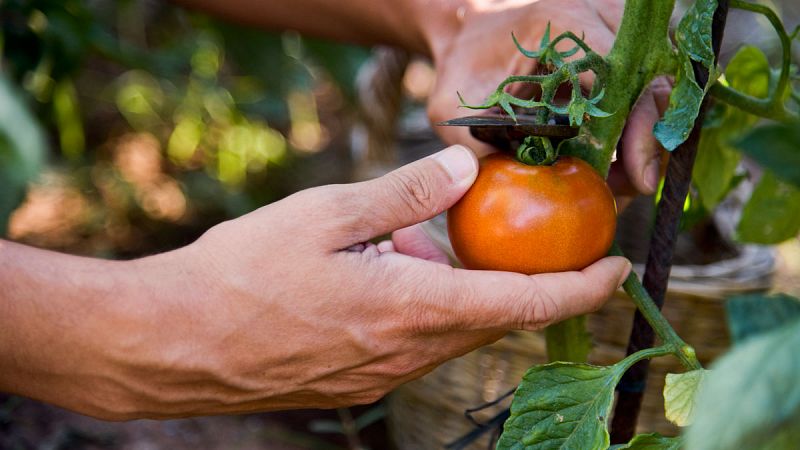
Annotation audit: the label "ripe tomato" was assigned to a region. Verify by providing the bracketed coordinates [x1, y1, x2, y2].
[447, 153, 616, 274]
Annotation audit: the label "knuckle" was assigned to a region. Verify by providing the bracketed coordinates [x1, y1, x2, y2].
[387, 170, 436, 218]
[517, 282, 561, 330]
[300, 184, 366, 238]
[403, 267, 462, 333]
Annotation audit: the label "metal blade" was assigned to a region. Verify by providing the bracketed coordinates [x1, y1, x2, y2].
[437, 114, 578, 149]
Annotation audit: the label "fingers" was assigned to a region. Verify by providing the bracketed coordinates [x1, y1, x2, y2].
[338, 145, 478, 244]
[620, 77, 672, 194]
[412, 256, 632, 332]
[391, 224, 450, 264]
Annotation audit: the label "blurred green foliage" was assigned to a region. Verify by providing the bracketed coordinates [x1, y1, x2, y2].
[0, 0, 370, 254]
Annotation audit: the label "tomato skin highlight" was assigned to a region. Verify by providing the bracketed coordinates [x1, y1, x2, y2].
[447, 153, 617, 274]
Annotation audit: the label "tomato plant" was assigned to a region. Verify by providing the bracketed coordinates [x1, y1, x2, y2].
[450, 0, 800, 449]
[448, 153, 616, 274]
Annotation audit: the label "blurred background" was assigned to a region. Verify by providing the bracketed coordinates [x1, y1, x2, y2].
[1, 0, 799, 449]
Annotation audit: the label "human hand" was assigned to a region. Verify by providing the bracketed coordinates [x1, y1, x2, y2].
[422, 0, 671, 197]
[87, 145, 630, 419]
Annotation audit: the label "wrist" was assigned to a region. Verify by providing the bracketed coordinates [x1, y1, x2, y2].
[0, 243, 161, 419]
[92, 246, 222, 419]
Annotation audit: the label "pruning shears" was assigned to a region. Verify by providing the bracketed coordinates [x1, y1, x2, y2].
[437, 113, 577, 150]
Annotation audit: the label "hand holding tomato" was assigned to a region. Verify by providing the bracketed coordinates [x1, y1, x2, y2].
[0, 145, 631, 419]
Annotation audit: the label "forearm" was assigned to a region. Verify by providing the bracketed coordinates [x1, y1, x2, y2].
[0, 240, 183, 419]
[174, 0, 466, 56]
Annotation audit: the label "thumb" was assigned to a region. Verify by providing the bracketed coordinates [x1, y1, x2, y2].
[346, 145, 478, 242]
[428, 256, 633, 332]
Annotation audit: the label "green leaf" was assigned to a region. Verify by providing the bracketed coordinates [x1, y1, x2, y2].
[496, 363, 619, 450]
[693, 46, 770, 211]
[685, 318, 800, 450]
[496, 347, 665, 450]
[0, 72, 47, 235]
[654, 0, 717, 151]
[726, 293, 800, 344]
[736, 170, 800, 244]
[610, 433, 682, 450]
[693, 127, 741, 211]
[734, 123, 800, 189]
[664, 370, 710, 427]
[675, 0, 717, 69]
[725, 46, 771, 100]
[654, 59, 705, 151]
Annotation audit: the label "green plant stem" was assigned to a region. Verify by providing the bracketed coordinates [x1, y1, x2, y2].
[710, 83, 799, 123]
[618, 344, 674, 371]
[559, 0, 677, 175]
[542, 1, 678, 368]
[610, 242, 701, 371]
[708, 0, 800, 123]
[545, 316, 590, 362]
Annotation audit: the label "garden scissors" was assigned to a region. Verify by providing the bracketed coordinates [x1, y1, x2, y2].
[437, 113, 577, 149]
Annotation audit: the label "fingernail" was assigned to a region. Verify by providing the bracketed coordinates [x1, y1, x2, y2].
[643, 159, 660, 194]
[433, 145, 478, 186]
[618, 260, 633, 288]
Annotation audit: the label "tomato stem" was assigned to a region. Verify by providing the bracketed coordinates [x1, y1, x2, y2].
[610, 243, 702, 371]
[515, 136, 558, 166]
[545, 316, 590, 363]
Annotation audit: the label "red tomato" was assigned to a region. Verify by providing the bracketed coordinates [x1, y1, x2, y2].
[447, 153, 617, 274]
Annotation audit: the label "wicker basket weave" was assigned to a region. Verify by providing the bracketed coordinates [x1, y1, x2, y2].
[386, 218, 775, 450]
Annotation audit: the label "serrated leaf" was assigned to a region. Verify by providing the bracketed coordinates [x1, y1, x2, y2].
[693, 46, 769, 211]
[736, 170, 800, 244]
[0, 72, 47, 235]
[654, 0, 717, 151]
[496, 348, 662, 450]
[734, 123, 800, 188]
[496, 363, 619, 450]
[664, 370, 710, 427]
[685, 318, 800, 450]
[654, 59, 705, 151]
[610, 433, 682, 450]
[675, 0, 717, 69]
[726, 293, 800, 344]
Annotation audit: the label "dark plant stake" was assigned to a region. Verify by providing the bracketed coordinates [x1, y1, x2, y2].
[609, 0, 730, 443]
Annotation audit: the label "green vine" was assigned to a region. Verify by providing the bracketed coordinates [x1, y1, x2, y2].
[452, 0, 800, 447]
[708, 0, 800, 123]
[458, 22, 610, 128]
[456, 0, 800, 448]
[610, 243, 702, 371]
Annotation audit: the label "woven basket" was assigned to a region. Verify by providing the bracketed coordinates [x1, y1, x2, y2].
[386, 216, 775, 450]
